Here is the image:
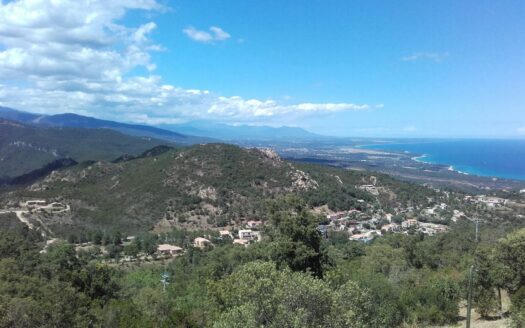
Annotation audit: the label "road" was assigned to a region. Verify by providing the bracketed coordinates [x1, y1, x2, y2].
[0, 209, 34, 229]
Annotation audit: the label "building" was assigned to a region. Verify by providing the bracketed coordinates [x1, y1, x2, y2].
[349, 230, 381, 243]
[246, 220, 263, 229]
[219, 230, 232, 238]
[193, 237, 212, 249]
[401, 219, 419, 229]
[233, 239, 249, 246]
[157, 244, 183, 256]
[23, 200, 47, 209]
[381, 223, 401, 232]
[238, 229, 259, 241]
[327, 212, 347, 221]
[358, 185, 379, 195]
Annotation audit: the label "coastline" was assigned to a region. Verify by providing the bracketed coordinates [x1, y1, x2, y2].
[411, 154, 471, 176]
[360, 142, 525, 182]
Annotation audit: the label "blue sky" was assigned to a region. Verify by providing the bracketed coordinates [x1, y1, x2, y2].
[0, 0, 524, 137]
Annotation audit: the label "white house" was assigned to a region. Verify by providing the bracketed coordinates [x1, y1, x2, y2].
[193, 237, 212, 249]
[157, 244, 183, 256]
[246, 220, 263, 229]
[401, 219, 419, 229]
[238, 229, 260, 241]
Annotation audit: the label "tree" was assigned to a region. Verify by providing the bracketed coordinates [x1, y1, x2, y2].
[496, 228, 525, 326]
[209, 261, 375, 328]
[473, 246, 505, 318]
[265, 199, 327, 278]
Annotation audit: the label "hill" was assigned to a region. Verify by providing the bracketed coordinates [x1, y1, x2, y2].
[1, 143, 440, 236]
[0, 107, 213, 144]
[0, 118, 174, 178]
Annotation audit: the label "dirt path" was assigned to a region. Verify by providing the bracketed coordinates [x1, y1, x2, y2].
[13, 210, 34, 229]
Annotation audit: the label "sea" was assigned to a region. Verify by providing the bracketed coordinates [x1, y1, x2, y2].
[361, 139, 525, 181]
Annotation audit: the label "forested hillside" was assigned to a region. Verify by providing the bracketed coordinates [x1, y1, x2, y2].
[2, 143, 441, 237]
[0, 119, 173, 178]
[1, 199, 525, 327]
[1, 143, 524, 327]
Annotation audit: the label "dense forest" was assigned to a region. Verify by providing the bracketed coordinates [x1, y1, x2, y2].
[1, 196, 525, 327]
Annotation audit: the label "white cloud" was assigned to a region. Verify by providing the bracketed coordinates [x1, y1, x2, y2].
[182, 27, 214, 43]
[401, 52, 449, 62]
[183, 26, 231, 43]
[0, 0, 377, 126]
[209, 26, 230, 41]
[517, 127, 525, 135]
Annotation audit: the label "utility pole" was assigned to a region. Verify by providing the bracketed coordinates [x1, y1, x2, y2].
[466, 265, 474, 328]
[475, 219, 479, 242]
[160, 272, 169, 292]
[466, 219, 480, 328]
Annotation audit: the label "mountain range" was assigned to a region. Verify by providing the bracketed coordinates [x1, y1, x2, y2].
[0, 107, 324, 142]
[0, 107, 210, 145]
[0, 106, 328, 179]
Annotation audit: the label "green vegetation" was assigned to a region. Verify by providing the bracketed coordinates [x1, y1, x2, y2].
[2, 143, 525, 326]
[3, 143, 448, 237]
[0, 119, 172, 178]
[1, 196, 525, 327]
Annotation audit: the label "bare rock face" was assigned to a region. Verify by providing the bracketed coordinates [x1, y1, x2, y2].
[198, 186, 217, 200]
[333, 175, 343, 185]
[289, 169, 318, 191]
[257, 148, 281, 162]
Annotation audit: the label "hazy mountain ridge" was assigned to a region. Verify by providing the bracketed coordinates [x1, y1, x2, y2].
[0, 107, 325, 142]
[160, 121, 325, 141]
[0, 107, 212, 145]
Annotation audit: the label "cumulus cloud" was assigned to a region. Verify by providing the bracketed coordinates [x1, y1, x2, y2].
[0, 0, 376, 125]
[183, 26, 231, 43]
[401, 52, 449, 62]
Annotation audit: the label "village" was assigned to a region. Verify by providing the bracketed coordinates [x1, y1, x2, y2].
[0, 187, 517, 263]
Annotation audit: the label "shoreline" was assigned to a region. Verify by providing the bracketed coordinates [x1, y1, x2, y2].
[361, 144, 525, 182]
[412, 154, 471, 176]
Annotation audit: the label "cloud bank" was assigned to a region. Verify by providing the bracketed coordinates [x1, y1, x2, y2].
[0, 0, 374, 125]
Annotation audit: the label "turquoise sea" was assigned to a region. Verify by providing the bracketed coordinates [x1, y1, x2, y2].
[362, 139, 525, 181]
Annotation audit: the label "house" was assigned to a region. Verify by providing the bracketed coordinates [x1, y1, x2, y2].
[349, 230, 381, 243]
[474, 196, 506, 207]
[381, 223, 401, 232]
[23, 200, 47, 209]
[347, 209, 361, 217]
[349, 233, 374, 243]
[238, 229, 260, 241]
[219, 230, 232, 238]
[347, 220, 359, 226]
[193, 237, 212, 249]
[327, 212, 347, 221]
[401, 219, 419, 229]
[246, 220, 263, 229]
[358, 185, 379, 195]
[157, 244, 183, 256]
[233, 239, 249, 246]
